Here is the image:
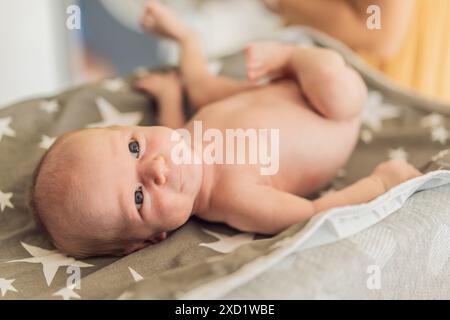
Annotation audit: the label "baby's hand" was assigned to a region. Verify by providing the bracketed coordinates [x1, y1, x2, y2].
[134, 71, 181, 97]
[372, 159, 422, 191]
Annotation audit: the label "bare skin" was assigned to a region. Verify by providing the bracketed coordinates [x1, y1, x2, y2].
[135, 2, 420, 234]
[262, 0, 416, 61]
[135, 71, 185, 129]
[38, 2, 421, 257]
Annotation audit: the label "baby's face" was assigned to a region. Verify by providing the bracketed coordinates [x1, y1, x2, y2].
[63, 126, 202, 248]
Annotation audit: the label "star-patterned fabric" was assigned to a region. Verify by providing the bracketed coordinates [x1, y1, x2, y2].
[1, 29, 450, 300]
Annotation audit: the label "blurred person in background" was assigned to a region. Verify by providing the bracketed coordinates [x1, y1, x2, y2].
[263, 0, 450, 103]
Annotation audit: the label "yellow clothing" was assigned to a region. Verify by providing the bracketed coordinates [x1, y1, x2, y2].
[361, 0, 450, 103]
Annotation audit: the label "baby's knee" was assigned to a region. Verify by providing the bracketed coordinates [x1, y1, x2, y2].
[307, 65, 366, 120]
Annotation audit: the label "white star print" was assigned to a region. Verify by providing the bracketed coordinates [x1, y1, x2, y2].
[0, 117, 16, 142]
[362, 91, 401, 132]
[39, 135, 56, 150]
[128, 267, 144, 282]
[360, 129, 373, 144]
[431, 126, 450, 145]
[432, 149, 450, 162]
[53, 284, 80, 300]
[388, 147, 409, 161]
[101, 78, 128, 92]
[0, 278, 18, 297]
[199, 229, 255, 254]
[421, 113, 444, 129]
[0, 190, 14, 212]
[39, 100, 59, 114]
[7, 242, 93, 286]
[86, 97, 143, 128]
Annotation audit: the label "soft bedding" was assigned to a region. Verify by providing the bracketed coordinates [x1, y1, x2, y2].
[0, 27, 450, 300]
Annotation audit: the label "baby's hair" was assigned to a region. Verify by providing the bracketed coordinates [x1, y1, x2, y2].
[28, 133, 67, 233]
[28, 130, 138, 258]
[28, 132, 82, 255]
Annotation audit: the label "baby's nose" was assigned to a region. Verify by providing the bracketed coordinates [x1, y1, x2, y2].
[143, 155, 167, 186]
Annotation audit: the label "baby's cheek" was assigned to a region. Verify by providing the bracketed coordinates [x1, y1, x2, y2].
[149, 191, 171, 218]
[162, 194, 192, 224]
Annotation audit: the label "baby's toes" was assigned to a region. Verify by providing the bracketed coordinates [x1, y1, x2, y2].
[144, 1, 158, 15]
[140, 12, 156, 31]
[144, 1, 168, 23]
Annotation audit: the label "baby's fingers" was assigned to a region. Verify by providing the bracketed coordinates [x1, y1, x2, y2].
[134, 79, 151, 91]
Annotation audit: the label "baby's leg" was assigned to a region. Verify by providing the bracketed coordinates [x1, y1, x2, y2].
[141, 1, 252, 109]
[135, 71, 185, 129]
[246, 42, 367, 120]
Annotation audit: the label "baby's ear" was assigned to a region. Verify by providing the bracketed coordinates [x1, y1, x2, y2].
[148, 232, 167, 244]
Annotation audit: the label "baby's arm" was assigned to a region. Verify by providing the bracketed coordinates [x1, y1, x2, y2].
[222, 160, 421, 234]
[314, 160, 421, 213]
[135, 71, 185, 129]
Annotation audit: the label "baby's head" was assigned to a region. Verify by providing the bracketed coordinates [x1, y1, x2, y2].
[30, 126, 202, 258]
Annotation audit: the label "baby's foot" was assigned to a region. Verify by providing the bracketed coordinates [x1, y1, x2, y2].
[140, 1, 192, 42]
[245, 42, 294, 82]
[135, 71, 181, 97]
[373, 159, 422, 191]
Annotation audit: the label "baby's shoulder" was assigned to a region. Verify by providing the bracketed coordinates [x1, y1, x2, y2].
[210, 171, 269, 208]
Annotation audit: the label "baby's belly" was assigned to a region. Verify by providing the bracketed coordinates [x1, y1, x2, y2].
[278, 116, 360, 196]
[256, 105, 360, 195]
[192, 81, 361, 196]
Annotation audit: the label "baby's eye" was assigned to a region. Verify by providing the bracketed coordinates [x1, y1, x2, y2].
[129, 140, 140, 158]
[135, 187, 144, 211]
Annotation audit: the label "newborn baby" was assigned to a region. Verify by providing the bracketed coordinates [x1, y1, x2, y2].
[30, 2, 421, 258]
